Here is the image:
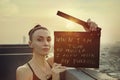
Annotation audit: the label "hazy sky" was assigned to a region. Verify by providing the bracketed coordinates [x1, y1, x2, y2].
[0, 0, 120, 44]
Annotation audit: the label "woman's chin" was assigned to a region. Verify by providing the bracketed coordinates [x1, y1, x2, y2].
[38, 50, 50, 56]
[42, 52, 49, 56]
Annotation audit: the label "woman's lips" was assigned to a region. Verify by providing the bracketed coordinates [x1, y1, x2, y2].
[42, 48, 50, 52]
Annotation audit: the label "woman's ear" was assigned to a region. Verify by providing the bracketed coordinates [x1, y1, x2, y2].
[28, 41, 33, 48]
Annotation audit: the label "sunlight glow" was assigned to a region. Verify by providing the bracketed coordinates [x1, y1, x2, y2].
[66, 21, 76, 30]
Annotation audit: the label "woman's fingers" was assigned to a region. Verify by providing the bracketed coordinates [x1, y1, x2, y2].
[53, 63, 61, 67]
[52, 63, 66, 73]
[87, 18, 98, 31]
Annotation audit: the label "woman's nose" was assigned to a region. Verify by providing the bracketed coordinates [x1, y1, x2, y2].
[44, 40, 49, 45]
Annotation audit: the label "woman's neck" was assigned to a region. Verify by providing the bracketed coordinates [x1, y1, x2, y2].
[31, 52, 47, 66]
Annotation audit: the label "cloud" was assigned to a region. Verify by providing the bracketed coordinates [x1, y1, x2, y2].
[0, 0, 19, 16]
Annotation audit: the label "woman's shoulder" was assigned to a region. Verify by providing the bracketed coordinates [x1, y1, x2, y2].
[16, 63, 32, 80]
[17, 64, 29, 72]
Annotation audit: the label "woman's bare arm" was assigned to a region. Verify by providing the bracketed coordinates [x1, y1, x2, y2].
[16, 65, 32, 80]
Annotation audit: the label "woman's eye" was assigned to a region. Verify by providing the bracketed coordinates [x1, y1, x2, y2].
[47, 38, 51, 42]
[37, 38, 43, 41]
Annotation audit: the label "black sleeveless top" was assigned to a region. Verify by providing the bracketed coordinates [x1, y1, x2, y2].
[27, 63, 52, 80]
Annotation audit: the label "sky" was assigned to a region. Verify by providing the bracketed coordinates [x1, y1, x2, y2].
[0, 0, 120, 44]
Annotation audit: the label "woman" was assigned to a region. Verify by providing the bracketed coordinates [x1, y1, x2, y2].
[16, 19, 100, 80]
[16, 24, 66, 80]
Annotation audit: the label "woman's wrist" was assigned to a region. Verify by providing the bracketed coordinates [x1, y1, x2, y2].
[52, 72, 60, 80]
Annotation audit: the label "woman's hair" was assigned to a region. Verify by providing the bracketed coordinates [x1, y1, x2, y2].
[28, 24, 48, 41]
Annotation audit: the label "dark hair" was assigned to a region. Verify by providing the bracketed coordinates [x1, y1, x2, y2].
[28, 24, 48, 41]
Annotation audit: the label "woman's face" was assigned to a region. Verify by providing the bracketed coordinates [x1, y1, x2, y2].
[29, 29, 51, 56]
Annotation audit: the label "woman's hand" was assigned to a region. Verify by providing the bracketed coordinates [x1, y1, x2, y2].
[51, 63, 66, 80]
[85, 18, 100, 32]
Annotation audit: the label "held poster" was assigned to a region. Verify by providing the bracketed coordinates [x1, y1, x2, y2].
[54, 31, 101, 68]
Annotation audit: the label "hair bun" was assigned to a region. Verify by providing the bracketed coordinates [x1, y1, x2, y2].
[28, 24, 48, 41]
[34, 24, 42, 28]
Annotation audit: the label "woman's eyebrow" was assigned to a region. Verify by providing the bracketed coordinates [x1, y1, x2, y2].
[37, 36, 44, 38]
[37, 36, 51, 38]
[47, 36, 51, 38]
